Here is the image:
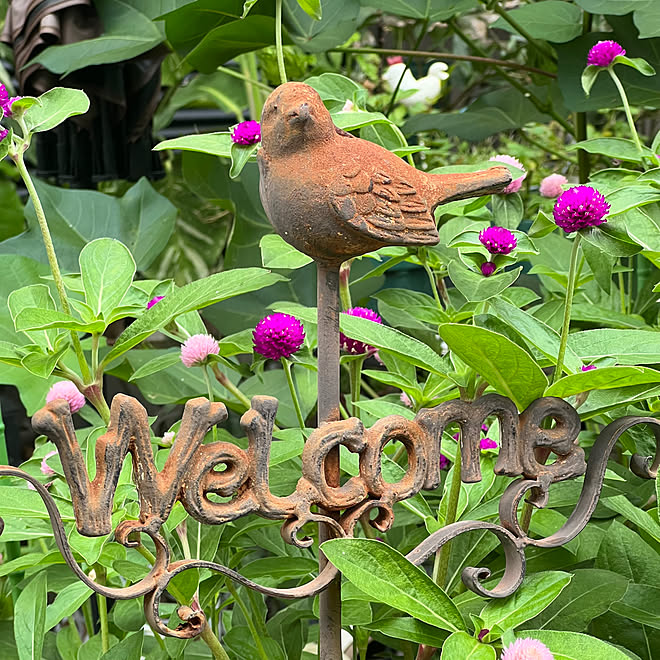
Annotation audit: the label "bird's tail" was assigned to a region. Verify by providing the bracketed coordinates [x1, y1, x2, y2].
[429, 166, 512, 207]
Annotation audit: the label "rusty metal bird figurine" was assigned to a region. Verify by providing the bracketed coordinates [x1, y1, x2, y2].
[258, 81, 512, 265]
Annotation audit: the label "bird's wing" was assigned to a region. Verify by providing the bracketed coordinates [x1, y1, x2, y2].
[329, 164, 438, 244]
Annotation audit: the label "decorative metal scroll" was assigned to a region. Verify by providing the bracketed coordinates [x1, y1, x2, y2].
[0, 392, 658, 639]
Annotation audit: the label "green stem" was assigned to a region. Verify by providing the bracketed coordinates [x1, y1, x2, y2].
[238, 56, 258, 120]
[200, 624, 231, 660]
[275, 0, 287, 85]
[13, 149, 92, 383]
[198, 86, 244, 123]
[607, 68, 645, 162]
[433, 444, 462, 587]
[339, 260, 352, 311]
[421, 255, 443, 311]
[218, 65, 272, 94]
[82, 598, 94, 639]
[151, 626, 169, 654]
[95, 567, 110, 653]
[91, 333, 100, 378]
[225, 580, 269, 660]
[203, 366, 218, 443]
[282, 358, 306, 430]
[349, 357, 365, 418]
[618, 269, 627, 315]
[552, 234, 581, 385]
[210, 363, 252, 411]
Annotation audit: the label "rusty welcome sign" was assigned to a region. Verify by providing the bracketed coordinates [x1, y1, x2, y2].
[0, 82, 659, 656]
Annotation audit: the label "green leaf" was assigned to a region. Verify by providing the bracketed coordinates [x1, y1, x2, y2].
[23, 88, 90, 133]
[568, 137, 656, 163]
[478, 572, 572, 638]
[545, 366, 660, 397]
[519, 630, 632, 659]
[100, 631, 143, 660]
[241, 0, 260, 17]
[230, 141, 259, 178]
[128, 352, 181, 381]
[614, 55, 656, 76]
[80, 239, 136, 319]
[363, 0, 478, 22]
[297, 0, 322, 20]
[260, 234, 313, 269]
[440, 324, 548, 409]
[529, 211, 558, 238]
[489, 298, 582, 373]
[7, 284, 58, 349]
[154, 132, 233, 157]
[568, 329, 660, 364]
[448, 262, 521, 302]
[492, 0, 581, 43]
[14, 308, 105, 334]
[31, 0, 163, 76]
[14, 572, 47, 660]
[440, 632, 496, 659]
[581, 65, 601, 96]
[610, 584, 660, 630]
[602, 495, 660, 543]
[321, 538, 465, 632]
[491, 193, 524, 229]
[364, 617, 449, 647]
[103, 268, 285, 365]
[45, 583, 93, 631]
[581, 225, 643, 258]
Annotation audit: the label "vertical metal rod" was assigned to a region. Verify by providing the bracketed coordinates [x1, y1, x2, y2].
[316, 260, 342, 660]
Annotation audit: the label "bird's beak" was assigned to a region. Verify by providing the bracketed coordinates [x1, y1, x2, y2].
[288, 103, 311, 124]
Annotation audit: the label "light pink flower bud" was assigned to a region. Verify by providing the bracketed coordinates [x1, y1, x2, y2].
[180, 334, 220, 368]
[539, 173, 568, 198]
[46, 381, 85, 413]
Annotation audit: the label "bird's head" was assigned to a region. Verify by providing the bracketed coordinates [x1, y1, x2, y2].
[260, 82, 335, 155]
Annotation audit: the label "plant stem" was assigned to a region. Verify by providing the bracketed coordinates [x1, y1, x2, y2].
[275, 0, 287, 85]
[82, 598, 95, 638]
[91, 333, 100, 378]
[225, 580, 269, 660]
[201, 623, 231, 660]
[552, 234, 581, 385]
[330, 47, 556, 78]
[203, 366, 218, 443]
[210, 363, 252, 410]
[198, 86, 244, 123]
[607, 68, 645, 162]
[218, 65, 272, 94]
[339, 260, 352, 311]
[281, 358, 306, 430]
[95, 567, 110, 653]
[433, 444, 462, 587]
[13, 150, 92, 383]
[349, 357, 365, 418]
[238, 56, 258, 120]
[422, 256, 443, 311]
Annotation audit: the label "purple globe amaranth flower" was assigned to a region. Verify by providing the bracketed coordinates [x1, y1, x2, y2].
[501, 637, 554, 660]
[553, 186, 610, 233]
[340, 307, 382, 355]
[539, 173, 567, 198]
[180, 334, 220, 367]
[581, 364, 597, 371]
[0, 127, 7, 142]
[481, 262, 497, 277]
[0, 84, 21, 118]
[231, 120, 261, 145]
[46, 381, 86, 413]
[439, 453, 450, 470]
[40, 450, 58, 476]
[147, 295, 164, 309]
[479, 226, 517, 255]
[480, 437, 498, 450]
[253, 313, 305, 360]
[489, 154, 526, 194]
[587, 40, 625, 67]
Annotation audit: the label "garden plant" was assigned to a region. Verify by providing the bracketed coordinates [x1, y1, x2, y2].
[0, 1, 658, 659]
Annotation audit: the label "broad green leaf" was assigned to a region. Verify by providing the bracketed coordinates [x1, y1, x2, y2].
[489, 298, 582, 373]
[32, 0, 163, 76]
[100, 631, 143, 660]
[520, 630, 632, 660]
[322, 538, 465, 632]
[103, 268, 285, 365]
[111, 599, 143, 632]
[545, 366, 660, 397]
[260, 234, 313, 269]
[448, 262, 521, 302]
[364, 617, 449, 647]
[297, 0, 322, 20]
[80, 239, 135, 319]
[581, 225, 643, 258]
[440, 632, 496, 659]
[14, 573, 47, 660]
[128, 352, 181, 381]
[241, 0, 260, 17]
[568, 137, 656, 163]
[529, 210, 559, 238]
[440, 324, 548, 409]
[615, 54, 656, 76]
[14, 308, 105, 334]
[21, 344, 69, 379]
[581, 65, 601, 96]
[602, 495, 660, 543]
[56, 621, 81, 660]
[23, 88, 89, 133]
[491, 193, 524, 229]
[230, 142, 259, 178]
[154, 132, 233, 157]
[523, 569, 629, 633]
[372, 289, 448, 325]
[568, 329, 660, 364]
[45, 582, 93, 631]
[478, 572, 572, 637]
[362, 0, 478, 21]
[242, 556, 318, 581]
[492, 0, 581, 42]
[0, 340, 22, 368]
[7, 284, 58, 348]
[610, 584, 660, 630]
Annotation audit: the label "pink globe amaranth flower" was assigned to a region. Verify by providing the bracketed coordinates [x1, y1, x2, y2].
[231, 120, 261, 145]
[489, 154, 526, 194]
[40, 450, 58, 476]
[147, 295, 164, 309]
[480, 437, 498, 450]
[27, 480, 52, 491]
[180, 334, 220, 367]
[553, 186, 610, 233]
[587, 40, 625, 67]
[400, 392, 412, 407]
[501, 637, 554, 660]
[0, 84, 21, 118]
[253, 313, 305, 360]
[539, 173, 568, 198]
[482, 424, 489, 433]
[481, 262, 497, 277]
[340, 307, 382, 355]
[0, 127, 7, 142]
[439, 454, 450, 470]
[387, 55, 404, 65]
[479, 226, 517, 255]
[581, 364, 597, 371]
[46, 381, 85, 413]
